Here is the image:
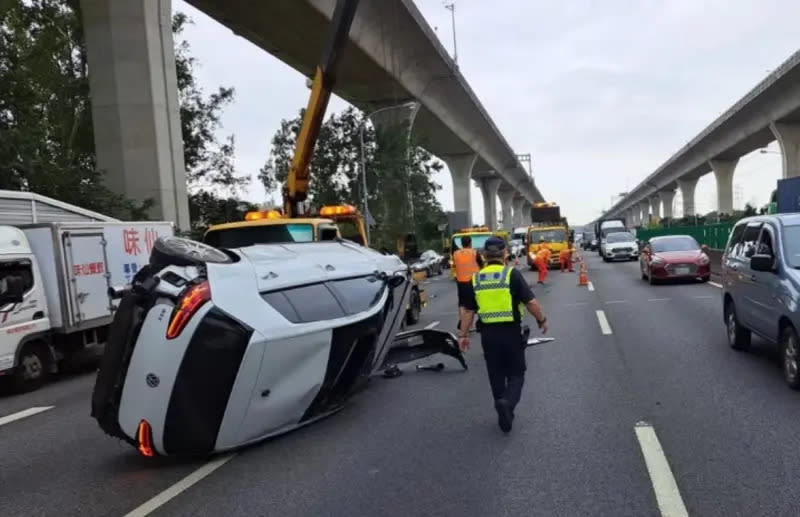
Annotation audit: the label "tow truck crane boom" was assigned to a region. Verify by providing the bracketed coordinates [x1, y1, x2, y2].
[284, 0, 360, 218]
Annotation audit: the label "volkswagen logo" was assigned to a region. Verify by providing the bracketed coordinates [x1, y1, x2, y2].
[145, 373, 160, 388]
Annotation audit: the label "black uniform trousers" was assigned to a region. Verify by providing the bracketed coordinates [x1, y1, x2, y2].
[479, 323, 527, 410]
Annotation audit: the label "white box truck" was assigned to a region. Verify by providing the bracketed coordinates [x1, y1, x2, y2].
[0, 221, 174, 391]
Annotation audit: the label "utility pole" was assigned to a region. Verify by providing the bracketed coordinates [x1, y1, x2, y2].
[444, 2, 458, 66]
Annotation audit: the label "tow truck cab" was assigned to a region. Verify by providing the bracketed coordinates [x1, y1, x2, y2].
[527, 202, 569, 269]
[448, 227, 511, 279]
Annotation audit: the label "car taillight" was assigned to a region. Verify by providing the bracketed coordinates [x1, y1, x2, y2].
[166, 281, 211, 339]
[137, 419, 155, 457]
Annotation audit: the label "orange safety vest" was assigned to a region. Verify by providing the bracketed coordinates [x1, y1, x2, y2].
[559, 249, 572, 260]
[453, 248, 480, 282]
[536, 248, 552, 262]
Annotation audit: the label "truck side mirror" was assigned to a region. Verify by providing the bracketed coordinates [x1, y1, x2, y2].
[0, 277, 25, 305]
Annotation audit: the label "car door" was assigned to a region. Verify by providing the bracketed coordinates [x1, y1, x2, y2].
[747, 224, 784, 339]
[733, 222, 764, 329]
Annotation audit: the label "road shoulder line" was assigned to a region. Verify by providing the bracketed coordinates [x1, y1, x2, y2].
[0, 406, 54, 427]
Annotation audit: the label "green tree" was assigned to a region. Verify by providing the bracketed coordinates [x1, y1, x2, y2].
[258, 106, 446, 251]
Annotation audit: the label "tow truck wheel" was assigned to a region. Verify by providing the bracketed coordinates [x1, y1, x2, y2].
[11, 342, 49, 392]
[406, 289, 421, 325]
[150, 236, 232, 268]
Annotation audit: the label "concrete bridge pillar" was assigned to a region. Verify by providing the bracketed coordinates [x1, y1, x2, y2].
[498, 187, 515, 231]
[625, 208, 634, 228]
[475, 176, 500, 230]
[521, 201, 532, 225]
[512, 195, 526, 228]
[81, 0, 189, 229]
[770, 122, 800, 179]
[710, 159, 738, 215]
[442, 153, 478, 227]
[659, 189, 676, 219]
[678, 177, 699, 217]
[649, 196, 661, 220]
[639, 201, 650, 226]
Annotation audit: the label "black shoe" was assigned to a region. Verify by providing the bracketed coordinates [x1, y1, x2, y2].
[495, 398, 513, 433]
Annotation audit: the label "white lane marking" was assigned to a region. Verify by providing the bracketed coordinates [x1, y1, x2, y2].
[124, 453, 237, 517]
[634, 422, 689, 517]
[647, 298, 671, 302]
[693, 295, 713, 299]
[424, 321, 440, 330]
[605, 300, 627, 304]
[563, 302, 590, 307]
[595, 310, 612, 335]
[587, 281, 595, 291]
[0, 406, 54, 427]
[709, 281, 722, 289]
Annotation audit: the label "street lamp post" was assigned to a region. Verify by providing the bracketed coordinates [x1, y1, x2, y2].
[444, 3, 457, 65]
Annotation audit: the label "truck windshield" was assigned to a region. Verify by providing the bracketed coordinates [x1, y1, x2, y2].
[529, 229, 566, 243]
[452, 234, 491, 250]
[335, 220, 364, 245]
[204, 223, 315, 248]
[782, 225, 800, 268]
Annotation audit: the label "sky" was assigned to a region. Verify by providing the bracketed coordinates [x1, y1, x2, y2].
[172, 0, 800, 226]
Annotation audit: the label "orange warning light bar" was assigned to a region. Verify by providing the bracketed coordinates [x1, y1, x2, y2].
[320, 204, 357, 216]
[244, 210, 283, 221]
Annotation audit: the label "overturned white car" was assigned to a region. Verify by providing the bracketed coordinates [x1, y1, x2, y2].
[91, 237, 466, 457]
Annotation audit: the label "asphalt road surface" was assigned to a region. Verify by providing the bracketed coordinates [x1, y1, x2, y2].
[2, 254, 799, 516]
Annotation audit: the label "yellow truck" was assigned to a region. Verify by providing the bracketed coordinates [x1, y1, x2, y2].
[526, 202, 570, 269]
[203, 205, 428, 325]
[448, 226, 511, 279]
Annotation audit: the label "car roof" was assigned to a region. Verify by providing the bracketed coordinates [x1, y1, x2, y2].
[734, 214, 800, 227]
[649, 235, 696, 241]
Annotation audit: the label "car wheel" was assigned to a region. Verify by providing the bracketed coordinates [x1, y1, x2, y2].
[150, 236, 232, 268]
[11, 342, 49, 393]
[781, 326, 800, 390]
[725, 300, 751, 351]
[406, 289, 421, 325]
[648, 267, 658, 285]
[602, 255, 610, 263]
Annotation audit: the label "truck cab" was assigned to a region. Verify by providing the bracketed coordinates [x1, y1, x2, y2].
[526, 225, 569, 268]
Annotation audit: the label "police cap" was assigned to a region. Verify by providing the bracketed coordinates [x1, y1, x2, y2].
[484, 236, 506, 253]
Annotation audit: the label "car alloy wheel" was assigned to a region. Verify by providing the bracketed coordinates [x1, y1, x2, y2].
[782, 327, 800, 390]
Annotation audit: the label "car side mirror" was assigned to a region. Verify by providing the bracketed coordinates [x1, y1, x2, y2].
[750, 254, 775, 272]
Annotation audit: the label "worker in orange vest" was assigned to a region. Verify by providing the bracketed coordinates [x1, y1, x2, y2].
[535, 241, 551, 284]
[559, 248, 571, 272]
[454, 235, 484, 329]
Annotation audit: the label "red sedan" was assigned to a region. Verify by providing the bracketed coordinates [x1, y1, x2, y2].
[639, 235, 711, 284]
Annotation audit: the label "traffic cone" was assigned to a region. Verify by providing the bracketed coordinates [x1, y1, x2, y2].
[578, 260, 589, 286]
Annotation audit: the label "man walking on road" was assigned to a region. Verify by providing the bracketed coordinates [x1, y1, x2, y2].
[458, 236, 548, 433]
[454, 235, 483, 331]
[535, 242, 551, 284]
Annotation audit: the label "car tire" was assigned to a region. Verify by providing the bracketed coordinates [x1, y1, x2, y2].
[725, 300, 751, 351]
[648, 268, 658, 285]
[150, 236, 232, 268]
[781, 326, 800, 390]
[11, 342, 50, 393]
[602, 255, 610, 263]
[406, 289, 421, 325]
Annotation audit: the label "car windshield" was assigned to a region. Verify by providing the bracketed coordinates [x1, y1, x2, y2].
[420, 250, 437, 260]
[606, 232, 634, 243]
[782, 225, 800, 268]
[452, 234, 491, 250]
[529, 229, 566, 243]
[204, 223, 314, 248]
[651, 236, 700, 253]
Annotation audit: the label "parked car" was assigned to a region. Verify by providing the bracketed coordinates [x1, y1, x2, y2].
[640, 235, 710, 284]
[600, 231, 638, 261]
[411, 249, 443, 277]
[721, 214, 800, 389]
[509, 239, 525, 258]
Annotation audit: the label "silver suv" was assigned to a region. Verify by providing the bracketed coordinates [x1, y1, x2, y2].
[722, 214, 800, 390]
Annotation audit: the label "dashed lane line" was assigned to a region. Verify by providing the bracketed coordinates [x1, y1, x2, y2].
[647, 298, 671, 302]
[424, 321, 440, 330]
[634, 422, 689, 517]
[0, 406, 54, 427]
[124, 453, 237, 517]
[708, 281, 722, 288]
[605, 300, 627, 304]
[587, 281, 595, 291]
[595, 310, 612, 335]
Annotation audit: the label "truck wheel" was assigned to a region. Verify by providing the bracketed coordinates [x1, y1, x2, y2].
[11, 343, 49, 392]
[406, 289, 421, 325]
[150, 236, 232, 268]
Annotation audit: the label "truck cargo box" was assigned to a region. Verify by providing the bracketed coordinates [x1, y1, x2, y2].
[776, 177, 800, 214]
[22, 221, 174, 332]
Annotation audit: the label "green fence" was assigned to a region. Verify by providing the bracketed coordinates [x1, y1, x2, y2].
[635, 223, 734, 250]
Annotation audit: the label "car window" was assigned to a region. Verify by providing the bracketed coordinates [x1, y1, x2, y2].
[0, 259, 34, 303]
[262, 283, 346, 323]
[726, 223, 746, 258]
[781, 224, 800, 268]
[651, 236, 700, 253]
[740, 223, 763, 259]
[606, 232, 634, 243]
[204, 223, 315, 248]
[756, 226, 775, 257]
[329, 276, 386, 314]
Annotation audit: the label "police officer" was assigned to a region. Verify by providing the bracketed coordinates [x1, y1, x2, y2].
[458, 236, 548, 433]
